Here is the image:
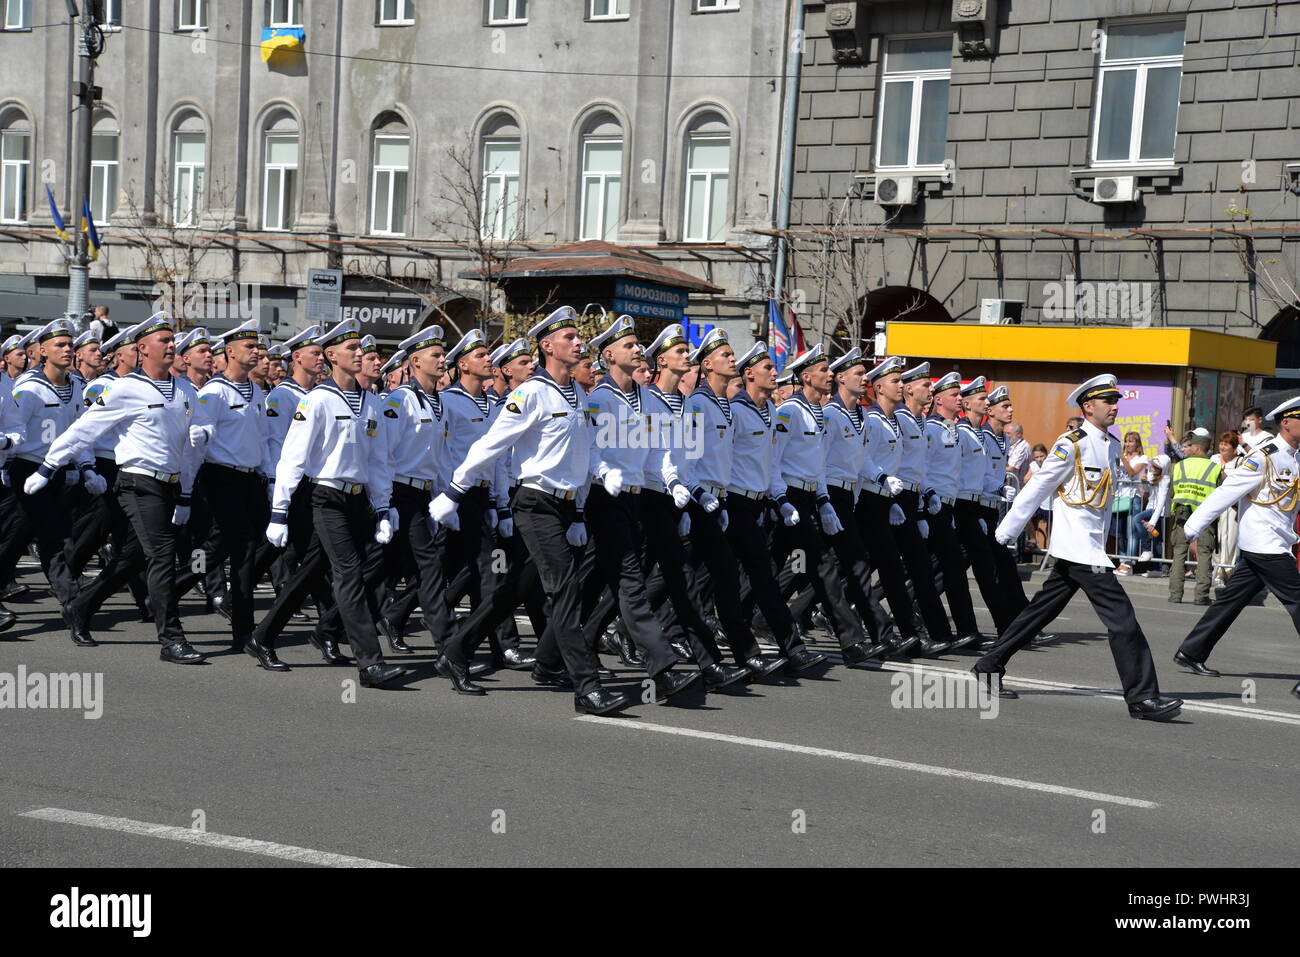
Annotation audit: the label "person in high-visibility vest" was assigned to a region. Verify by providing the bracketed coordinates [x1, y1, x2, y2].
[1148, 431, 1222, 604]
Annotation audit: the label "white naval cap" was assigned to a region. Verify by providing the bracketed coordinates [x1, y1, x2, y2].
[360, 334, 379, 355]
[589, 314, 637, 355]
[932, 370, 961, 393]
[267, 343, 287, 363]
[785, 343, 827, 381]
[829, 348, 867, 374]
[901, 361, 930, 384]
[100, 326, 134, 355]
[1266, 395, 1300, 422]
[181, 327, 214, 353]
[317, 317, 362, 349]
[776, 366, 794, 386]
[74, 329, 99, 349]
[18, 328, 39, 349]
[446, 328, 487, 366]
[865, 354, 905, 383]
[36, 318, 76, 343]
[1068, 373, 1122, 407]
[283, 324, 323, 351]
[398, 325, 446, 356]
[2, 334, 23, 355]
[735, 341, 771, 372]
[959, 374, 988, 398]
[491, 337, 531, 367]
[987, 384, 1011, 405]
[379, 350, 406, 376]
[689, 327, 730, 364]
[218, 317, 260, 346]
[645, 323, 688, 363]
[528, 306, 579, 341]
[135, 312, 175, 340]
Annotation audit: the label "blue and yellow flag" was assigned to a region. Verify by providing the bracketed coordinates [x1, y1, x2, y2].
[81, 197, 100, 261]
[46, 185, 68, 241]
[260, 27, 305, 63]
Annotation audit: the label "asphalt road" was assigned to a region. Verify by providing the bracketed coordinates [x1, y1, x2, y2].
[1, 562, 1297, 867]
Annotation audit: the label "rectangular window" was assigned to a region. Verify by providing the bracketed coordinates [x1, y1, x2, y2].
[488, 0, 527, 25]
[378, 0, 413, 25]
[1092, 19, 1185, 166]
[3, 0, 29, 30]
[263, 134, 298, 231]
[269, 0, 303, 28]
[90, 132, 119, 223]
[589, 0, 629, 19]
[177, 0, 207, 30]
[173, 132, 205, 227]
[102, 0, 122, 29]
[683, 134, 729, 243]
[695, 0, 738, 11]
[875, 35, 951, 171]
[481, 139, 521, 240]
[0, 131, 29, 222]
[371, 134, 409, 235]
[580, 138, 622, 241]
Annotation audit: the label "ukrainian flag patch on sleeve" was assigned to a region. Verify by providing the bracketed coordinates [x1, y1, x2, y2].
[1052, 444, 1069, 460]
[1243, 457, 1260, 472]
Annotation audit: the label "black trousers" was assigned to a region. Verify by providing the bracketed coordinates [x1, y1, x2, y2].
[1179, 550, 1300, 663]
[72, 472, 184, 644]
[175, 465, 225, 601]
[175, 464, 263, 637]
[0, 459, 80, 607]
[954, 500, 1011, 634]
[980, 502, 1028, 630]
[512, 486, 601, 695]
[252, 485, 384, 670]
[64, 458, 148, 608]
[859, 491, 951, 641]
[976, 558, 1160, 704]
[924, 503, 980, 636]
[769, 487, 863, 650]
[445, 526, 549, 664]
[253, 481, 334, 617]
[717, 494, 807, 659]
[382, 482, 450, 649]
[825, 485, 891, 643]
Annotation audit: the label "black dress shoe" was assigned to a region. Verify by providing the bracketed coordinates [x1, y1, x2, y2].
[596, 665, 616, 680]
[889, 633, 922, 657]
[359, 663, 412, 689]
[290, 610, 310, 621]
[377, 617, 413, 654]
[139, 607, 155, 624]
[160, 640, 204, 665]
[499, 647, 536, 670]
[614, 633, 645, 668]
[653, 668, 701, 703]
[949, 633, 982, 651]
[306, 630, 353, 666]
[0, 603, 16, 633]
[1173, 650, 1220, 677]
[244, 636, 289, 672]
[915, 636, 954, 657]
[214, 596, 232, 624]
[1127, 696, 1183, 721]
[842, 641, 883, 667]
[468, 661, 490, 677]
[574, 688, 630, 715]
[232, 634, 249, 653]
[743, 655, 787, 681]
[70, 627, 98, 647]
[1168, 596, 1182, 604]
[1, 582, 29, 601]
[785, 649, 829, 674]
[670, 640, 694, 663]
[1030, 632, 1058, 646]
[532, 664, 575, 689]
[701, 663, 749, 691]
[435, 655, 487, 695]
[972, 669, 1018, 699]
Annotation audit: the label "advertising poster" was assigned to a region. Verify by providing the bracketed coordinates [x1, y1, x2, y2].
[1114, 378, 1174, 458]
[1191, 370, 1220, 435]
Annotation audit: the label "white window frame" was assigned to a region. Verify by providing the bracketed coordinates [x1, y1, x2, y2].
[682, 132, 730, 243]
[377, 0, 414, 26]
[1090, 18, 1185, 169]
[177, 0, 208, 31]
[0, 130, 30, 223]
[172, 131, 205, 228]
[370, 133, 409, 236]
[262, 133, 298, 231]
[101, 0, 122, 30]
[579, 136, 622, 241]
[268, 0, 304, 28]
[487, 0, 527, 26]
[3, 0, 30, 31]
[694, 0, 738, 12]
[589, 0, 630, 21]
[480, 138, 521, 240]
[874, 34, 952, 173]
[90, 131, 119, 224]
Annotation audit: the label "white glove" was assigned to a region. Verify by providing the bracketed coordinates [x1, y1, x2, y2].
[889, 503, 905, 526]
[718, 508, 729, 532]
[188, 425, 208, 448]
[697, 491, 720, 513]
[818, 503, 843, 535]
[978, 518, 988, 535]
[498, 516, 514, 538]
[925, 491, 943, 515]
[780, 502, 800, 526]
[677, 512, 691, 536]
[602, 468, 624, 496]
[23, 471, 50, 495]
[882, 475, 904, 497]
[171, 505, 191, 526]
[995, 526, 1016, 547]
[485, 507, 498, 531]
[670, 483, 692, 509]
[1003, 486, 1017, 503]
[566, 522, 588, 548]
[83, 470, 108, 496]
[374, 515, 394, 545]
[429, 493, 460, 531]
[918, 519, 929, 539]
[266, 522, 289, 548]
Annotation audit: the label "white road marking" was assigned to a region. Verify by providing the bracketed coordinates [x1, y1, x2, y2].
[20, 808, 406, 868]
[576, 717, 1159, 808]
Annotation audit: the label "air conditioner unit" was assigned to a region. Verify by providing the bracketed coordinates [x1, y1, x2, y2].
[1092, 175, 1141, 204]
[980, 298, 1025, 325]
[875, 175, 918, 207]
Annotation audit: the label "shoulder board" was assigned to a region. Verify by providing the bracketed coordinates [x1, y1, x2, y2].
[1259, 442, 1278, 456]
[1064, 428, 1086, 442]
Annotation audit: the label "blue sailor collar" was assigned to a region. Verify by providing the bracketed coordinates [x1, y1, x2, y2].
[530, 367, 582, 408]
[315, 381, 371, 417]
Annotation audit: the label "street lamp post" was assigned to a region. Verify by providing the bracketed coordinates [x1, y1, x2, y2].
[65, 2, 106, 330]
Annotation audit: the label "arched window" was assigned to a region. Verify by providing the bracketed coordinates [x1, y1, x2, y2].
[579, 114, 622, 242]
[481, 114, 521, 240]
[371, 114, 410, 235]
[262, 112, 299, 231]
[172, 111, 206, 226]
[683, 113, 730, 243]
[90, 111, 119, 222]
[0, 107, 30, 223]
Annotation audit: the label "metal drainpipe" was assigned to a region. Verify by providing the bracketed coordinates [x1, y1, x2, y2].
[769, 0, 805, 337]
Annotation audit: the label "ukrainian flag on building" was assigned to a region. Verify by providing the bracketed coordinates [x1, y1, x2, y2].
[260, 27, 305, 64]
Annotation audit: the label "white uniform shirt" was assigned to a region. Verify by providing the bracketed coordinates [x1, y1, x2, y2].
[193, 375, 269, 472]
[264, 379, 312, 469]
[980, 425, 1008, 500]
[863, 403, 903, 493]
[0, 369, 85, 464]
[728, 391, 783, 498]
[383, 382, 445, 487]
[998, 419, 1119, 567]
[894, 406, 928, 490]
[822, 395, 867, 490]
[441, 383, 495, 491]
[271, 381, 392, 516]
[956, 418, 988, 497]
[1185, 439, 1300, 555]
[81, 371, 122, 460]
[586, 377, 677, 490]
[773, 391, 829, 498]
[924, 414, 964, 500]
[684, 383, 734, 493]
